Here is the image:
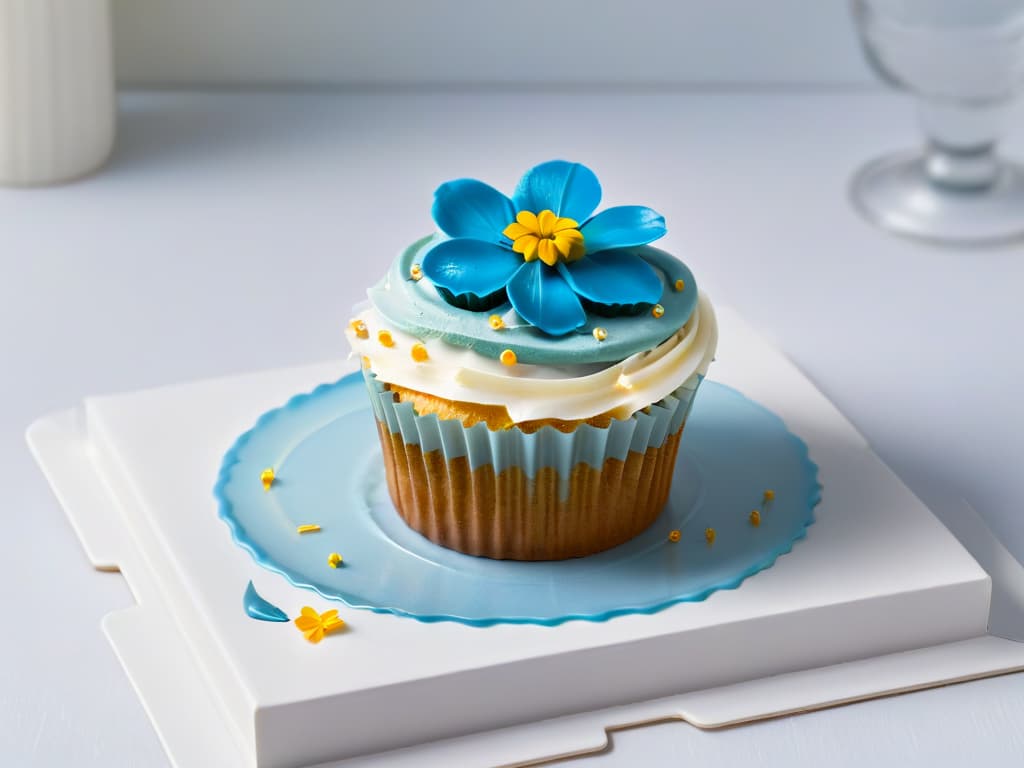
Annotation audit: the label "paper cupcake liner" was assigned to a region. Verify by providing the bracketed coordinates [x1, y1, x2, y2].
[364, 371, 703, 560]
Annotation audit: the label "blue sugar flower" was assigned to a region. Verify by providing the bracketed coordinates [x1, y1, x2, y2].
[421, 161, 667, 336]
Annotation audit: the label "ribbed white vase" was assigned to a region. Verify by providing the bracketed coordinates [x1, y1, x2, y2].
[0, 0, 115, 186]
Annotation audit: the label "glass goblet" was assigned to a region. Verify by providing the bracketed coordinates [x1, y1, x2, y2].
[850, 0, 1024, 245]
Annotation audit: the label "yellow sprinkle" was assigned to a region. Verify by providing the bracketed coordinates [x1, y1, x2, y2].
[500, 349, 517, 366]
[593, 327, 608, 342]
[410, 263, 423, 281]
[296, 524, 321, 534]
[652, 304, 665, 318]
[749, 509, 761, 527]
[411, 343, 429, 362]
[674, 278, 686, 292]
[327, 552, 343, 568]
[377, 329, 395, 348]
[705, 527, 716, 544]
[260, 468, 275, 491]
[668, 529, 681, 543]
[488, 314, 505, 330]
[294, 606, 346, 643]
[349, 319, 368, 340]
[321, 614, 346, 634]
[763, 489, 775, 503]
[361, 355, 371, 369]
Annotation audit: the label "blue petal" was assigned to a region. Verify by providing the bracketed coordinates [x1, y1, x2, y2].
[506, 261, 586, 337]
[558, 251, 663, 306]
[421, 239, 521, 297]
[432, 179, 516, 242]
[512, 161, 601, 221]
[579, 206, 666, 252]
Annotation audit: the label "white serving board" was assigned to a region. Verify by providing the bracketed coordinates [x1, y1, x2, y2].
[26, 307, 1024, 768]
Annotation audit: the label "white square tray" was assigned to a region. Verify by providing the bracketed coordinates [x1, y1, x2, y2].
[27, 307, 1024, 768]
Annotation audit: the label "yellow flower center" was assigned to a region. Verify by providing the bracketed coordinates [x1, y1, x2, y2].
[502, 209, 585, 267]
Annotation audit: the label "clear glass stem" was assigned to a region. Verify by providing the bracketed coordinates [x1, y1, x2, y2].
[917, 99, 1008, 190]
[924, 143, 1000, 190]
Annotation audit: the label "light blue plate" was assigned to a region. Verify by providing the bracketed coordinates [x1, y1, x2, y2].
[215, 374, 820, 626]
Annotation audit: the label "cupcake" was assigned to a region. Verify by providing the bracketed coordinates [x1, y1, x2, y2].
[345, 161, 717, 560]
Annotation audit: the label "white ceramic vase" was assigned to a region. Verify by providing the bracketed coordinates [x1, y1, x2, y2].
[0, 0, 115, 186]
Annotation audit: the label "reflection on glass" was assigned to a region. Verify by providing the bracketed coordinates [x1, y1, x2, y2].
[850, 0, 1024, 245]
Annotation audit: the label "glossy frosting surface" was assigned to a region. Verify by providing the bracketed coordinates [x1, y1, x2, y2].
[368, 235, 698, 366]
[243, 580, 289, 622]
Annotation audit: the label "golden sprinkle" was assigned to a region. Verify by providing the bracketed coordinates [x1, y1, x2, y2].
[674, 278, 686, 292]
[294, 606, 346, 643]
[349, 319, 368, 340]
[500, 349, 517, 366]
[361, 355, 371, 369]
[593, 327, 608, 342]
[705, 527, 716, 544]
[327, 552, 343, 568]
[763, 489, 775, 503]
[410, 263, 423, 281]
[260, 468, 275, 491]
[749, 509, 761, 527]
[652, 304, 665, 318]
[488, 314, 505, 330]
[411, 343, 429, 362]
[377, 329, 395, 348]
[296, 524, 321, 534]
[668, 529, 681, 543]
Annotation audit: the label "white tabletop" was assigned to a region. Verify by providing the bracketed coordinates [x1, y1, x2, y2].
[2, 88, 1023, 766]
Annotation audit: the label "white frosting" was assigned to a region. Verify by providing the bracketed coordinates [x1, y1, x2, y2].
[345, 293, 718, 423]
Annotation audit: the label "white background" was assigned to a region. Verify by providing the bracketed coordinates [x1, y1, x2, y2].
[111, 0, 874, 86]
[3, 86, 1024, 766]
[4, 2, 1024, 766]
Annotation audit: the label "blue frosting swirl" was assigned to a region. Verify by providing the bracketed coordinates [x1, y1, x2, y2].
[368, 236, 698, 366]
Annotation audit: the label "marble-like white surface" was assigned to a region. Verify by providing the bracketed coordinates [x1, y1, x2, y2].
[3, 88, 1024, 766]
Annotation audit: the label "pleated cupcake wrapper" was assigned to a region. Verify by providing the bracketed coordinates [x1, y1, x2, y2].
[363, 370, 703, 501]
